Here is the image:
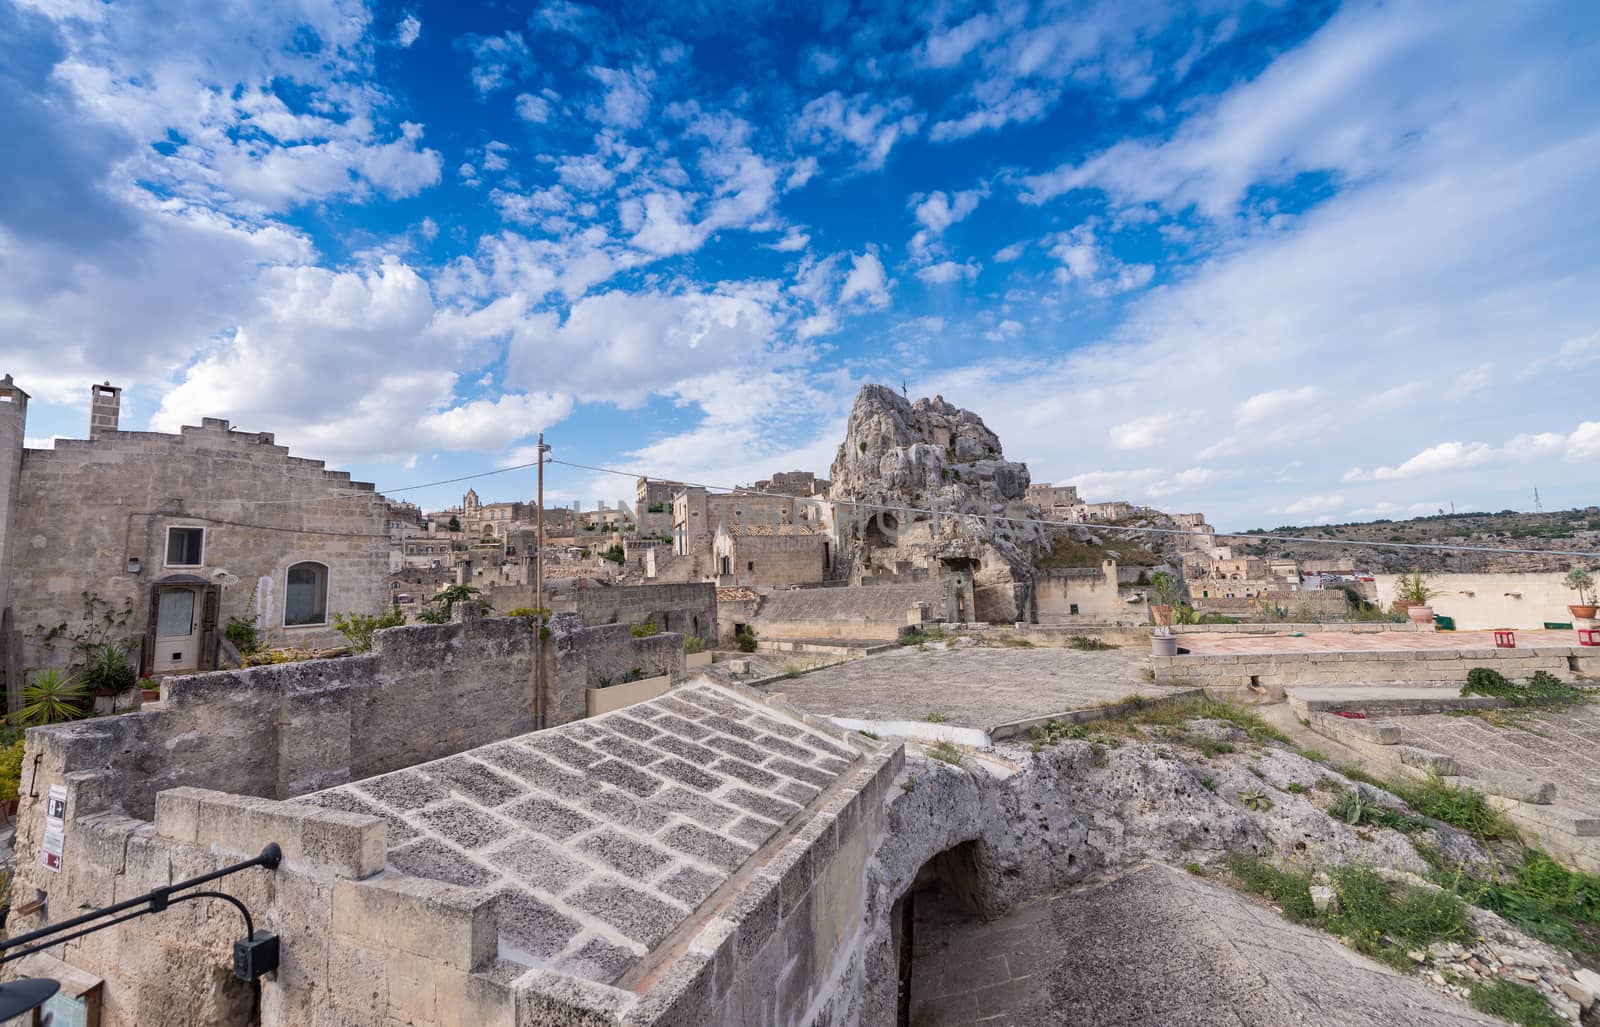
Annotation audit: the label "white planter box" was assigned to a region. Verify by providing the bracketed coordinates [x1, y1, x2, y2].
[586, 674, 671, 716]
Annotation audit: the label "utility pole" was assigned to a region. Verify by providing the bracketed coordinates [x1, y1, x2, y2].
[534, 433, 550, 729]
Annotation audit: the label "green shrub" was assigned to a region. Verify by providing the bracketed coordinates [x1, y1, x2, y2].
[1328, 789, 1427, 832]
[20, 668, 89, 726]
[1326, 864, 1470, 965]
[1466, 978, 1566, 1027]
[924, 711, 948, 723]
[1067, 635, 1116, 651]
[224, 613, 264, 656]
[631, 618, 660, 638]
[1462, 667, 1591, 708]
[80, 639, 138, 694]
[332, 611, 406, 653]
[0, 736, 26, 803]
[735, 626, 758, 653]
[899, 630, 927, 646]
[683, 635, 707, 654]
[1224, 854, 1317, 923]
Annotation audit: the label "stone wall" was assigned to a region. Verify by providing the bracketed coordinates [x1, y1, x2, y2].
[718, 533, 830, 588]
[5, 680, 893, 1027]
[1374, 571, 1584, 630]
[1153, 644, 1600, 693]
[5, 417, 390, 671]
[21, 611, 687, 822]
[1035, 562, 1131, 624]
[1192, 589, 1349, 620]
[750, 583, 943, 641]
[559, 582, 717, 640]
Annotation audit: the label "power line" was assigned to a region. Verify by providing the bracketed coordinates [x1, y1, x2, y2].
[549, 457, 1600, 561]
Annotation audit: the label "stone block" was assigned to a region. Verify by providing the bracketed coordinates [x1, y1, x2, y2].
[332, 876, 497, 971]
[154, 786, 208, 843]
[300, 807, 386, 877]
[386, 948, 438, 1023]
[434, 966, 516, 1027]
[1313, 714, 1401, 745]
[1473, 771, 1556, 805]
[329, 944, 389, 1019]
[728, 873, 782, 964]
[1397, 747, 1458, 776]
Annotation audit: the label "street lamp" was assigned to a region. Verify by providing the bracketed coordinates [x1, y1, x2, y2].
[0, 843, 283, 1019]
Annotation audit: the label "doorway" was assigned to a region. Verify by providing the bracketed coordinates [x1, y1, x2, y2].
[144, 582, 220, 675]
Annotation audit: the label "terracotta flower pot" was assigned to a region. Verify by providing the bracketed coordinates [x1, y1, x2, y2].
[140, 687, 161, 702]
[1151, 604, 1173, 627]
[1406, 604, 1435, 623]
[1569, 605, 1598, 621]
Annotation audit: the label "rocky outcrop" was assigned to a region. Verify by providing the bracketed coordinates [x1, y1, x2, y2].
[828, 385, 1051, 622]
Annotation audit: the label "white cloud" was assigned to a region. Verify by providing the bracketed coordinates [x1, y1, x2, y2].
[769, 228, 810, 252]
[460, 32, 533, 96]
[587, 66, 652, 129]
[395, 14, 421, 48]
[1109, 414, 1182, 451]
[792, 92, 923, 170]
[418, 392, 573, 450]
[839, 250, 891, 309]
[504, 284, 783, 407]
[915, 260, 979, 285]
[918, 12, 1005, 69]
[514, 93, 551, 124]
[993, 242, 1027, 263]
[983, 319, 1023, 342]
[1234, 386, 1316, 427]
[1344, 421, 1600, 482]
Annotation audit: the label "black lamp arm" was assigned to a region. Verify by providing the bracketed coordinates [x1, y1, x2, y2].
[0, 842, 281, 965]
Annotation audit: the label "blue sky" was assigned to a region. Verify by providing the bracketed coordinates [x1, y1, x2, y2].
[3, 0, 1597, 528]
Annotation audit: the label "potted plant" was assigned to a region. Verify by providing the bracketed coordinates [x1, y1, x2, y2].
[1564, 569, 1597, 621]
[139, 673, 161, 703]
[81, 639, 137, 697]
[1394, 572, 1439, 623]
[1149, 571, 1180, 627]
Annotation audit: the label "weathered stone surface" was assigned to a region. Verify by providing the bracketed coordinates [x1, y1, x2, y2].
[828, 384, 1051, 622]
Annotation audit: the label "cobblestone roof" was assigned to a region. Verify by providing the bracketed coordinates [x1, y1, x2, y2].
[294, 683, 860, 985]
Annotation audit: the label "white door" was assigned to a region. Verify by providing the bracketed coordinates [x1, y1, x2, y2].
[152, 587, 201, 673]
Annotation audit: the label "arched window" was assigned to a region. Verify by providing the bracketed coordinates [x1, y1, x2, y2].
[285, 562, 329, 626]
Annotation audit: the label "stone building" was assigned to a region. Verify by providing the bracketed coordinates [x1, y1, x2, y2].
[750, 470, 830, 498]
[672, 487, 827, 557]
[0, 376, 389, 694]
[711, 523, 831, 588]
[1025, 482, 1080, 516]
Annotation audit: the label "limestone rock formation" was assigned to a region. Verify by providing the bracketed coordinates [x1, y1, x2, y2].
[828, 384, 1051, 622]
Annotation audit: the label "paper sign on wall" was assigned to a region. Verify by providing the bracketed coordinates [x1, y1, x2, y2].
[42, 783, 66, 872]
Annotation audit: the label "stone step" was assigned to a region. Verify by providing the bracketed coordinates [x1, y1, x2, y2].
[1286, 686, 1509, 719]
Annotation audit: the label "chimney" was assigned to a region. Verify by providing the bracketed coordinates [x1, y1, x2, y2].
[89, 382, 121, 440]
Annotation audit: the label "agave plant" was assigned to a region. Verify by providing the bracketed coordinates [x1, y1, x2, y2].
[21, 668, 91, 726]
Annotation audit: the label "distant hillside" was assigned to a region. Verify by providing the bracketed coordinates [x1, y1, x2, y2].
[1230, 508, 1600, 574]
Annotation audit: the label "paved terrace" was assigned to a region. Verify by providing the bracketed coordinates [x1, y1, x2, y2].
[764, 646, 1162, 730]
[1179, 628, 1580, 654]
[1385, 704, 1600, 822]
[908, 864, 1495, 1027]
[292, 682, 861, 987]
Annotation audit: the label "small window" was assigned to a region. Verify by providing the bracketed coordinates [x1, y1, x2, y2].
[1070, 603, 1079, 615]
[285, 562, 328, 626]
[746, 561, 754, 572]
[166, 526, 204, 566]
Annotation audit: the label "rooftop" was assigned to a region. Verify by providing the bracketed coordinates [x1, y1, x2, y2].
[292, 681, 862, 986]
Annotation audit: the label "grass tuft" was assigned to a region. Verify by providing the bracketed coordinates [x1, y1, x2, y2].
[926, 741, 964, 766]
[1466, 978, 1567, 1027]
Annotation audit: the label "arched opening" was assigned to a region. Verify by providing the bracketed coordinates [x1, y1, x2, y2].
[284, 561, 329, 627]
[890, 839, 995, 1026]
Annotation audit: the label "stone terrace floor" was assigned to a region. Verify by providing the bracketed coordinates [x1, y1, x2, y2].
[907, 864, 1496, 1027]
[765, 646, 1162, 730]
[1382, 704, 1600, 819]
[291, 683, 860, 986]
[1180, 628, 1581, 654]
